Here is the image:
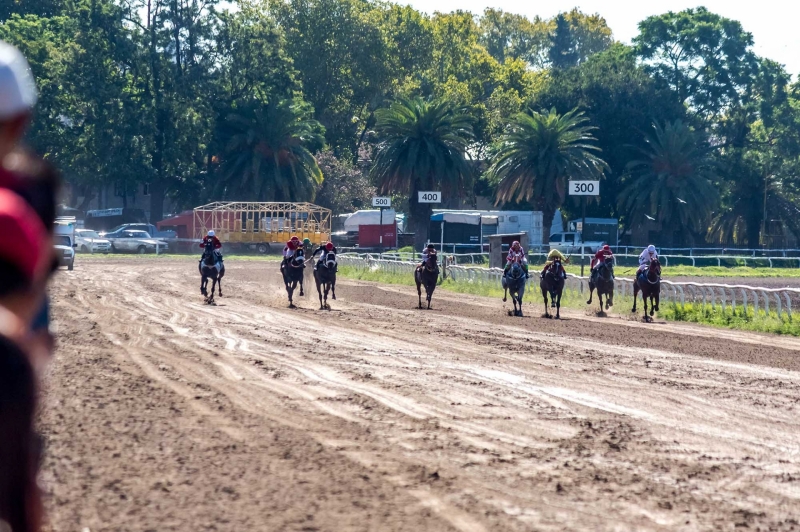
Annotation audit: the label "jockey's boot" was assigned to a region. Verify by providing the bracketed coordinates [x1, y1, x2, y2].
[523, 264, 529, 278]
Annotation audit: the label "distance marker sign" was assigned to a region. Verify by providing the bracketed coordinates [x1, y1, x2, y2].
[372, 197, 391, 208]
[418, 191, 442, 203]
[568, 181, 600, 196]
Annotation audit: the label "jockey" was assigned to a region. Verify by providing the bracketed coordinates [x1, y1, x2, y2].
[312, 241, 337, 270]
[302, 237, 313, 255]
[541, 248, 568, 279]
[638, 244, 658, 274]
[281, 239, 297, 269]
[504, 241, 529, 278]
[419, 243, 436, 270]
[199, 230, 222, 266]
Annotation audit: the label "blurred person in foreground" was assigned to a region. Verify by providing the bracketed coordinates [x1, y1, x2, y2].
[0, 40, 59, 532]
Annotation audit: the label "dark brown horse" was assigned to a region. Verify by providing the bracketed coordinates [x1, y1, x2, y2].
[313, 250, 337, 310]
[415, 252, 439, 309]
[632, 258, 661, 322]
[281, 248, 306, 308]
[199, 240, 224, 304]
[587, 256, 614, 313]
[540, 259, 565, 319]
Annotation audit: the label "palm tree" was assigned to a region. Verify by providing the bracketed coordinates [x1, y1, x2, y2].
[371, 96, 475, 248]
[489, 107, 608, 242]
[618, 120, 718, 245]
[216, 99, 325, 201]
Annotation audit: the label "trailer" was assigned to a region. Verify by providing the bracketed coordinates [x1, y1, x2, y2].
[193, 202, 332, 254]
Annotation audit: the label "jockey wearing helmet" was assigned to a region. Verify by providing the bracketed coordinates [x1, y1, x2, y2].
[312, 241, 337, 271]
[541, 248, 568, 280]
[302, 237, 312, 255]
[504, 241, 529, 278]
[281, 237, 301, 269]
[591, 244, 614, 271]
[418, 243, 437, 270]
[638, 244, 658, 274]
[199, 230, 223, 267]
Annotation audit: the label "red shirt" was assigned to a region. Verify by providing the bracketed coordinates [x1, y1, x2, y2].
[200, 236, 222, 249]
[591, 249, 613, 267]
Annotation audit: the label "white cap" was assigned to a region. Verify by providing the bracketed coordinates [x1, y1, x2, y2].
[0, 41, 38, 121]
[207, 230, 215, 237]
[647, 244, 656, 253]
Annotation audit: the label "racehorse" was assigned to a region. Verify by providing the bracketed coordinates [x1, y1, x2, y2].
[415, 252, 439, 310]
[502, 261, 527, 317]
[540, 258, 565, 319]
[281, 248, 306, 308]
[314, 250, 337, 310]
[632, 257, 661, 322]
[199, 240, 224, 304]
[587, 255, 615, 313]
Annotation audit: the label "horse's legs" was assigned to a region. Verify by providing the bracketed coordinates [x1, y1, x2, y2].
[586, 284, 594, 305]
[299, 275, 305, 297]
[503, 287, 508, 303]
[542, 288, 550, 318]
[632, 285, 639, 312]
[287, 281, 295, 308]
[426, 285, 433, 310]
[200, 275, 206, 296]
[555, 291, 562, 319]
[323, 282, 331, 309]
[642, 293, 649, 322]
[208, 277, 217, 303]
[654, 292, 660, 312]
[217, 275, 223, 297]
[315, 276, 324, 310]
[649, 294, 656, 317]
[331, 278, 337, 300]
[598, 291, 604, 313]
[607, 287, 614, 308]
[416, 278, 423, 309]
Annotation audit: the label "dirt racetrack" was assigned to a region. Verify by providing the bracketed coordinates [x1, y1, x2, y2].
[41, 258, 800, 531]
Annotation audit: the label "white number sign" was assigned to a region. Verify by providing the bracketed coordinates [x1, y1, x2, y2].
[372, 197, 391, 207]
[568, 181, 599, 196]
[418, 191, 442, 203]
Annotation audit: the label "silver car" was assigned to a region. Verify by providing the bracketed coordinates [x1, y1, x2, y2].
[75, 229, 111, 254]
[107, 230, 169, 254]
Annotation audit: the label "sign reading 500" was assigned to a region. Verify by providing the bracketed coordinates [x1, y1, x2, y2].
[418, 191, 442, 203]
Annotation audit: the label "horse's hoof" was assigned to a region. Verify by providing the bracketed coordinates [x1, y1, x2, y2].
[332, 295, 337, 300]
[586, 299, 591, 305]
[299, 291, 305, 297]
[502, 298, 507, 303]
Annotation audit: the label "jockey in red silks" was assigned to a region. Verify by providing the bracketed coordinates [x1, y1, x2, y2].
[591, 245, 614, 269]
[504, 240, 529, 278]
[199, 230, 223, 267]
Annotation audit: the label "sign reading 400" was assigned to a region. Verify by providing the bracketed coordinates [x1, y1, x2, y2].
[568, 180, 600, 196]
[418, 191, 442, 203]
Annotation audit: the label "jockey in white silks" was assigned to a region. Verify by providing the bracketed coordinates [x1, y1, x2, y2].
[637, 244, 658, 274]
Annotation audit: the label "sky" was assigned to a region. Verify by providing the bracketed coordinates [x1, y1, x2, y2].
[400, 0, 800, 77]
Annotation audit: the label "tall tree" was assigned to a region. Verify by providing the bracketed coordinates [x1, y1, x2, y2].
[488, 107, 608, 242]
[215, 99, 325, 201]
[618, 120, 719, 246]
[634, 7, 758, 124]
[371, 96, 475, 247]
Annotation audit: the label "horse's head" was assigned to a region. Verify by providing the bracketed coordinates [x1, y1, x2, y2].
[324, 251, 337, 269]
[424, 252, 438, 270]
[649, 257, 662, 278]
[509, 261, 524, 280]
[552, 258, 563, 276]
[292, 249, 305, 267]
[203, 242, 216, 266]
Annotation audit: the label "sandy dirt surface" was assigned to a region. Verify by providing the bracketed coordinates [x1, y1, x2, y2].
[40, 259, 800, 531]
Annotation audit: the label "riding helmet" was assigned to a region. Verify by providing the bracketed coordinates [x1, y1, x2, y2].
[325, 242, 333, 251]
[207, 230, 215, 237]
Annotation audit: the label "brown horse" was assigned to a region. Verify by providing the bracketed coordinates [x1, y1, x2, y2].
[632, 258, 661, 322]
[313, 250, 337, 310]
[540, 259, 565, 319]
[281, 248, 306, 308]
[415, 252, 439, 309]
[587, 256, 614, 313]
[199, 240, 224, 304]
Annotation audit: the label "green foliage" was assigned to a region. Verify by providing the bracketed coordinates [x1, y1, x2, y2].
[314, 150, 375, 214]
[215, 99, 325, 201]
[618, 120, 719, 243]
[371, 96, 475, 246]
[489, 107, 608, 238]
[664, 303, 800, 336]
[634, 7, 758, 122]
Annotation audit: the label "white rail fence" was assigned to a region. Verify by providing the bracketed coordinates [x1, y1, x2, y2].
[367, 250, 800, 268]
[339, 253, 799, 320]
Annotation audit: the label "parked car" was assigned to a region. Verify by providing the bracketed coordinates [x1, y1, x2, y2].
[100, 223, 176, 240]
[75, 229, 111, 254]
[106, 230, 169, 254]
[548, 231, 604, 255]
[53, 234, 76, 270]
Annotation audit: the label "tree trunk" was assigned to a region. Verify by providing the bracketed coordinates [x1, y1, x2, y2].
[149, 180, 166, 222]
[409, 183, 432, 250]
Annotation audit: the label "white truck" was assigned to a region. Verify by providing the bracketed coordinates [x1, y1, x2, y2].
[548, 231, 604, 255]
[54, 216, 77, 270]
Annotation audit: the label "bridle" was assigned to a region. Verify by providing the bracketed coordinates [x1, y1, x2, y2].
[423, 254, 438, 272]
[643, 259, 661, 285]
[290, 250, 305, 268]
